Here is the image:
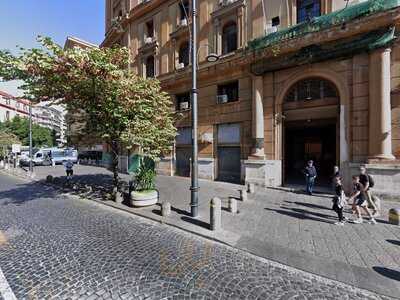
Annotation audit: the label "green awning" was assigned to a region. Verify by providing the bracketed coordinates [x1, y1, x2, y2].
[250, 28, 396, 75]
[247, 0, 400, 52]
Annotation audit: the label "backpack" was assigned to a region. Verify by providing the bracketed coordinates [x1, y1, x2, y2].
[368, 174, 375, 188]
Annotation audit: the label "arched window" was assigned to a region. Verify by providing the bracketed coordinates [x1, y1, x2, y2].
[178, 41, 190, 67]
[284, 78, 338, 103]
[145, 55, 155, 78]
[222, 22, 237, 55]
[297, 0, 321, 23]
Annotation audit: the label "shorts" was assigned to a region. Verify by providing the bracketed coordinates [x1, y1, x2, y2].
[66, 170, 73, 176]
[356, 197, 367, 207]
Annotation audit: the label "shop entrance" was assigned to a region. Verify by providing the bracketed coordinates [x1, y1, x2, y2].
[284, 120, 337, 186]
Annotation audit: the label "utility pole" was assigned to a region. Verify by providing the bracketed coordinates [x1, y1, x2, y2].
[29, 103, 33, 174]
[190, 0, 199, 218]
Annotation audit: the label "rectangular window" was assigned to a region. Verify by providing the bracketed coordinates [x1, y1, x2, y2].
[297, 0, 320, 23]
[179, 0, 190, 21]
[272, 16, 280, 27]
[146, 19, 154, 38]
[176, 127, 192, 145]
[176, 92, 190, 111]
[5, 111, 9, 121]
[217, 81, 239, 103]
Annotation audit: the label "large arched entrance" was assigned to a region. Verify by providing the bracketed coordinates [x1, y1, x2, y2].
[282, 77, 340, 186]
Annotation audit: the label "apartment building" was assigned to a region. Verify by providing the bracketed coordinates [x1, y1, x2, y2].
[0, 91, 31, 122]
[102, 0, 400, 195]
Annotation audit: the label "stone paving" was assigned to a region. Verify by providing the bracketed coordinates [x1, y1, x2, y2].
[3, 165, 400, 297]
[0, 173, 395, 300]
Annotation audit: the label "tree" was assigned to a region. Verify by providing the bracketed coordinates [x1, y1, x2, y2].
[0, 129, 19, 159]
[0, 37, 176, 192]
[0, 116, 54, 147]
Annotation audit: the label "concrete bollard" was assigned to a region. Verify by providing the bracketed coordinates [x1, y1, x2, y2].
[161, 202, 171, 217]
[228, 197, 238, 214]
[247, 182, 255, 194]
[240, 189, 248, 202]
[210, 197, 222, 231]
[389, 208, 400, 225]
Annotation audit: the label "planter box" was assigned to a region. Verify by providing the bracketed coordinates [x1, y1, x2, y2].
[130, 190, 158, 207]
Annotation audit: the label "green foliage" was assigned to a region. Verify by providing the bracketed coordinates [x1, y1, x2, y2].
[0, 116, 54, 147]
[134, 162, 156, 192]
[0, 129, 19, 159]
[0, 36, 177, 190]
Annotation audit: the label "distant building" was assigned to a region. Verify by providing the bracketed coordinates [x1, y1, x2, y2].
[0, 91, 67, 146]
[0, 91, 31, 122]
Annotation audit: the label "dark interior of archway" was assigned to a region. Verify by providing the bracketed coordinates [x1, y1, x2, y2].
[284, 121, 336, 187]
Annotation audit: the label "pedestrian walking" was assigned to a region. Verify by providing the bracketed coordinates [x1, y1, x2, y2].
[348, 175, 377, 224]
[304, 160, 317, 195]
[64, 160, 74, 180]
[359, 165, 379, 217]
[332, 176, 347, 225]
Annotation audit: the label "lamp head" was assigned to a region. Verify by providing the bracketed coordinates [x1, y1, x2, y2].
[206, 53, 219, 63]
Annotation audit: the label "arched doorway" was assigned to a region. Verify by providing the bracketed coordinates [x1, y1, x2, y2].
[282, 77, 340, 186]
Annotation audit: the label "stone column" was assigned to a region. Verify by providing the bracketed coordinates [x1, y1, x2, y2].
[251, 76, 265, 158]
[368, 47, 395, 161]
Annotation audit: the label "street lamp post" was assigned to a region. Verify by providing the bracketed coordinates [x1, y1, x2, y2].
[189, 0, 219, 217]
[190, 0, 199, 218]
[29, 103, 33, 174]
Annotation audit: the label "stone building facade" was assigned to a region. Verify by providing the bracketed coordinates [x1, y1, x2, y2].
[102, 0, 400, 197]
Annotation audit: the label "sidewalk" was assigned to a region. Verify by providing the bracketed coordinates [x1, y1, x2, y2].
[5, 165, 400, 298]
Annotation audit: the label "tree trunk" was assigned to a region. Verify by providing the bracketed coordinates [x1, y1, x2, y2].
[110, 140, 120, 192]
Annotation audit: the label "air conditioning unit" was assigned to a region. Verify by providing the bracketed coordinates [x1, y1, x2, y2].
[180, 19, 188, 27]
[145, 37, 154, 44]
[217, 94, 228, 104]
[265, 25, 279, 35]
[180, 102, 189, 110]
[177, 62, 185, 70]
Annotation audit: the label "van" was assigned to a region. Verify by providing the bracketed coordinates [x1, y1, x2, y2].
[20, 148, 78, 166]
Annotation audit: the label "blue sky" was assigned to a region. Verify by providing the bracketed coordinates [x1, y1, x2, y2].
[0, 0, 105, 96]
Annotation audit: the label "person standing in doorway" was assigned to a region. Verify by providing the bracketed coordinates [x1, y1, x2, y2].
[304, 160, 317, 195]
[359, 165, 379, 217]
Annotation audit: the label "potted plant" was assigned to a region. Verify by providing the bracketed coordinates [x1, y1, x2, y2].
[130, 162, 158, 207]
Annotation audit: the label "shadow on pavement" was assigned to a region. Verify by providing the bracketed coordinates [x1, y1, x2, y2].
[0, 181, 60, 205]
[387, 239, 400, 246]
[264, 207, 333, 224]
[291, 201, 331, 211]
[181, 216, 210, 230]
[373, 266, 400, 281]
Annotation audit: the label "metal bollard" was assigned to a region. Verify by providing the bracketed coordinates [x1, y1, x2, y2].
[240, 189, 248, 202]
[228, 197, 238, 214]
[161, 202, 171, 217]
[247, 182, 255, 194]
[210, 197, 221, 231]
[389, 208, 400, 225]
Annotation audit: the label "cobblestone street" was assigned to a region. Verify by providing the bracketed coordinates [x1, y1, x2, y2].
[0, 173, 394, 299]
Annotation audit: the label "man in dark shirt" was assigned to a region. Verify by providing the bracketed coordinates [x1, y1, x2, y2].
[349, 175, 376, 224]
[304, 160, 317, 195]
[359, 165, 379, 217]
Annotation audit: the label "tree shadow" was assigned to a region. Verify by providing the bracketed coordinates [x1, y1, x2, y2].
[373, 267, 400, 281]
[386, 239, 400, 246]
[264, 207, 333, 224]
[0, 181, 61, 205]
[181, 216, 210, 230]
